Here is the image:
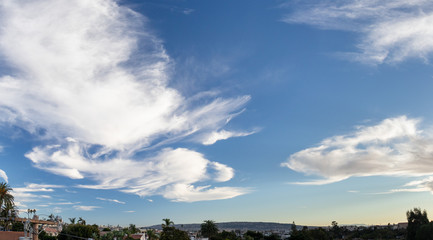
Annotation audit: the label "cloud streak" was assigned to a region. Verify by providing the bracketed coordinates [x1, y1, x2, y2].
[283, 0, 433, 64]
[0, 0, 250, 202]
[73, 205, 100, 211]
[11, 183, 64, 208]
[282, 116, 433, 191]
[96, 197, 125, 204]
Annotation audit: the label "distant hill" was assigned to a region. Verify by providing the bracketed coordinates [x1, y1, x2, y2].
[145, 222, 295, 232]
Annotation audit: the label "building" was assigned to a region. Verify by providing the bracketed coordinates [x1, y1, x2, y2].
[0, 231, 25, 240]
[127, 233, 146, 240]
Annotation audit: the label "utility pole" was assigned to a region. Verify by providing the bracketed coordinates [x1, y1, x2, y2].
[1, 209, 58, 240]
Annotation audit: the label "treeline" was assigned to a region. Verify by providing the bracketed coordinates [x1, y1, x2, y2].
[287, 222, 406, 240]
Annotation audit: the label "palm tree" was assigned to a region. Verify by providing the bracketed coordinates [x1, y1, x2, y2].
[146, 229, 159, 240]
[78, 217, 86, 225]
[162, 218, 174, 228]
[69, 217, 76, 224]
[0, 183, 15, 231]
[200, 220, 219, 238]
[0, 182, 14, 211]
[129, 224, 139, 234]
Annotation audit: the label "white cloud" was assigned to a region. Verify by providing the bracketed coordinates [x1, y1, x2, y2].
[0, 169, 7, 182]
[383, 176, 433, 194]
[201, 130, 255, 145]
[283, 116, 433, 187]
[53, 207, 62, 213]
[73, 205, 100, 211]
[11, 183, 64, 208]
[183, 9, 194, 15]
[13, 183, 64, 193]
[0, 0, 251, 201]
[96, 197, 125, 204]
[162, 184, 251, 202]
[53, 202, 78, 205]
[283, 0, 433, 64]
[124, 210, 135, 213]
[26, 143, 247, 202]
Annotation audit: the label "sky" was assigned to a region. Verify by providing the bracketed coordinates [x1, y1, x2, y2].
[2, 0, 433, 227]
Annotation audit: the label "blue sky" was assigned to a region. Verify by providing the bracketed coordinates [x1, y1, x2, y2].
[2, 0, 433, 227]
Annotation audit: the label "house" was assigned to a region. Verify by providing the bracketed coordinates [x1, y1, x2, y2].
[43, 226, 59, 237]
[398, 222, 408, 229]
[127, 233, 146, 240]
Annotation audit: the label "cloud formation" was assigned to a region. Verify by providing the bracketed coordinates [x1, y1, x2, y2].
[11, 183, 64, 208]
[283, 0, 433, 64]
[26, 142, 249, 202]
[282, 116, 433, 190]
[0, 0, 250, 202]
[0, 169, 7, 182]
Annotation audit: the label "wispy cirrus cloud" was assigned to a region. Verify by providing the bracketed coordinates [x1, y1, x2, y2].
[11, 183, 65, 208]
[283, 0, 433, 64]
[282, 116, 433, 192]
[96, 197, 125, 204]
[0, 0, 251, 202]
[73, 205, 100, 211]
[200, 129, 256, 145]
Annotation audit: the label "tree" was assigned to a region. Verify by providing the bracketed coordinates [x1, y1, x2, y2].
[39, 230, 57, 240]
[415, 222, 433, 240]
[264, 233, 281, 240]
[100, 230, 125, 240]
[162, 218, 174, 228]
[128, 223, 140, 234]
[160, 219, 189, 240]
[68, 217, 76, 224]
[218, 230, 239, 240]
[77, 217, 86, 225]
[330, 221, 341, 239]
[0, 182, 16, 230]
[58, 223, 100, 240]
[291, 221, 297, 233]
[146, 229, 159, 240]
[160, 227, 189, 240]
[244, 230, 264, 240]
[407, 208, 429, 240]
[201, 220, 219, 239]
[0, 182, 14, 213]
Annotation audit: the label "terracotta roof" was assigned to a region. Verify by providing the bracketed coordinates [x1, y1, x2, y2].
[129, 234, 144, 240]
[44, 227, 58, 233]
[0, 231, 25, 240]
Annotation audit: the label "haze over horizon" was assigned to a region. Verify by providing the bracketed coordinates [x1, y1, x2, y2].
[2, 0, 433, 227]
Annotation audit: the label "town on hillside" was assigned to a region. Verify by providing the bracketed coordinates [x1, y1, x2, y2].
[1, 183, 431, 240]
[0, 215, 415, 240]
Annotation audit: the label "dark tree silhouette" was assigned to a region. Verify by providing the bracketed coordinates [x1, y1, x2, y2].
[201, 220, 219, 238]
[407, 208, 429, 240]
[162, 218, 174, 228]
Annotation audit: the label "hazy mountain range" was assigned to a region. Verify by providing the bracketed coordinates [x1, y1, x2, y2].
[146, 222, 297, 231]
